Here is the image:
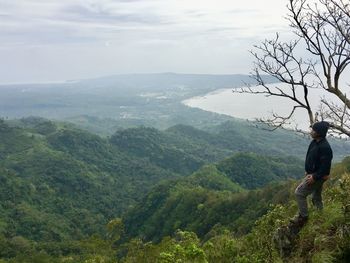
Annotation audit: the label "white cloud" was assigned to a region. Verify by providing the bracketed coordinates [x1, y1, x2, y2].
[0, 0, 292, 83]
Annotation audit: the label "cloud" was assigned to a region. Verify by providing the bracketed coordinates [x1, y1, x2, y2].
[60, 3, 169, 25]
[0, 0, 293, 83]
[0, 0, 289, 47]
[0, 0, 175, 47]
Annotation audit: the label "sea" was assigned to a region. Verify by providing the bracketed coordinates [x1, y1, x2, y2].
[183, 83, 337, 132]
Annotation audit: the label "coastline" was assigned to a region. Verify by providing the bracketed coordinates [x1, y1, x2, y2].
[182, 83, 329, 131]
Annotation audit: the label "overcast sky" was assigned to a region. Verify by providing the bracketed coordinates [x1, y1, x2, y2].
[0, 0, 292, 84]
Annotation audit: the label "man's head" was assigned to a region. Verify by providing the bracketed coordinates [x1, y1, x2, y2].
[311, 121, 330, 139]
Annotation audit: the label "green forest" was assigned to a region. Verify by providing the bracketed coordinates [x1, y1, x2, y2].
[0, 117, 349, 262]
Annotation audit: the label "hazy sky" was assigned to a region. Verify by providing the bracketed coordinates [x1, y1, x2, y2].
[0, 0, 292, 83]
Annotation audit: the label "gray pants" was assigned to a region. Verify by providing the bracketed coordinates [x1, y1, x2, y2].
[294, 177, 325, 217]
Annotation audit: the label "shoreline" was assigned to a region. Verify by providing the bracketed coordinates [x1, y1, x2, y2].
[182, 83, 322, 131]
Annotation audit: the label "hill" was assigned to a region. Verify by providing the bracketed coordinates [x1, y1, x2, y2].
[0, 117, 349, 262]
[0, 73, 267, 132]
[0, 118, 178, 242]
[2, 156, 347, 262]
[121, 164, 294, 243]
[115, 158, 350, 263]
[217, 153, 303, 189]
[110, 122, 350, 170]
[0, 117, 308, 243]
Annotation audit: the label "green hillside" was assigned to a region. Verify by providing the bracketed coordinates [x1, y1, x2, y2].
[204, 121, 350, 162]
[0, 117, 349, 262]
[114, 158, 350, 263]
[0, 119, 178, 243]
[2, 157, 347, 262]
[122, 164, 292, 243]
[0, 118, 305, 244]
[110, 127, 205, 175]
[217, 153, 303, 189]
[110, 122, 350, 171]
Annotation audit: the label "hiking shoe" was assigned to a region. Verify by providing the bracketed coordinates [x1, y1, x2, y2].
[289, 214, 308, 227]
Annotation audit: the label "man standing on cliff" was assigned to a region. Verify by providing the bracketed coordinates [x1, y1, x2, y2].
[291, 121, 333, 226]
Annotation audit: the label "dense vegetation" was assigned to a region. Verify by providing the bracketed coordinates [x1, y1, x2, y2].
[1, 155, 349, 262]
[217, 153, 303, 189]
[0, 118, 178, 242]
[122, 165, 292, 243]
[0, 117, 349, 262]
[117, 157, 350, 263]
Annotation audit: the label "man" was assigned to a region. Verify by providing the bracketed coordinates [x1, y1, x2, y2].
[291, 121, 333, 226]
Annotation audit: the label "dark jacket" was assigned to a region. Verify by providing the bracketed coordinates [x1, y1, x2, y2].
[305, 138, 333, 180]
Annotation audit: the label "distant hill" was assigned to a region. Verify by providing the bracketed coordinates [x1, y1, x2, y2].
[204, 120, 350, 162]
[0, 73, 273, 131]
[76, 73, 276, 92]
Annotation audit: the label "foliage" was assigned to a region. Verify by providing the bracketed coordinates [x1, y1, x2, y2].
[121, 231, 207, 263]
[0, 120, 177, 245]
[107, 218, 124, 244]
[217, 152, 304, 189]
[110, 126, 204, 175]
[117, 157, 350, 263]
[122, 166, 293, 242]
[1, 117, 350, 262]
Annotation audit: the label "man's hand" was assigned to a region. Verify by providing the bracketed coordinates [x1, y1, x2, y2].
[305, 174, 315, 185]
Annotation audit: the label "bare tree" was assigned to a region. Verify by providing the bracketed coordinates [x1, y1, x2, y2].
[237, 0, 350, 137]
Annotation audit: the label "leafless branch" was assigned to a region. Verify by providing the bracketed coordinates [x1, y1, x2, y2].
[242, 0, 350, 137]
